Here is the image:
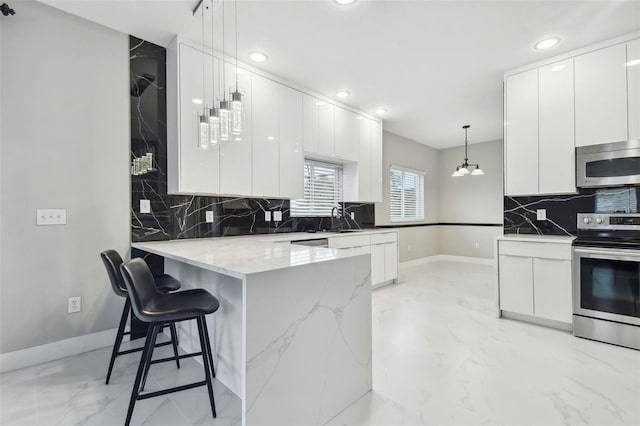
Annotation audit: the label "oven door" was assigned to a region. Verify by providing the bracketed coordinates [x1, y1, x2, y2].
[576, 142, 640, 188]
[573, 247, 640, 326]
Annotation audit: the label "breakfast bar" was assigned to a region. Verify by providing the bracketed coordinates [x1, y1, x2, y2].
[132, 234, 372, 426]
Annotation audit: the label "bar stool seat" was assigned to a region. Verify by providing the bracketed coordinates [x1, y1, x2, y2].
[154, 274, 181, 293]
[137, 289, 220, 323]
[120, 258, 219, 426]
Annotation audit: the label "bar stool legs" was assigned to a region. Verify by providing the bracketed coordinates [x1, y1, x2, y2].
[106, 298, 131, 384]
[124, 316, 216, 426]
[200, 316, 216, 378]
[169, 324, 180, 369]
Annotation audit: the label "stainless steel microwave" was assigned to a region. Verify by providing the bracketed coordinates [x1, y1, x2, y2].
[576, 139, 640, 188]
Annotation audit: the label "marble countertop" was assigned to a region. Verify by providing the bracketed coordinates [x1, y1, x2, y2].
[132, 230, 396, 278]
[497, 234, 576, 244]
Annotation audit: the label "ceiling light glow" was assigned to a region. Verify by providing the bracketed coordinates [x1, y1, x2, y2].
[626, 59, 640, 67]
[334, 0, 357, 5]
[356, 116, 364, 120]
[535, 37, 560, 50]
[248, 51, 268, 63]
[549, 64, 566, 72]
[375, 108, 387, 114]
[336, 91, 350, 98]
[192, 98, 204, 105]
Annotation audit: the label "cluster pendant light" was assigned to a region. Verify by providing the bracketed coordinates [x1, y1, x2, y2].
[198, 0, 243, 150]
[452, 125, 484, 177]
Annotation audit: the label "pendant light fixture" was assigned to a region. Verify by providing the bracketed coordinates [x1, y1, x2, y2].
[207, 0, 220, 146]
[219, 0, 231, 141]
[452, 125, 484, 177]
[230, 0, 243, 136]
[198, 3, 209, 150]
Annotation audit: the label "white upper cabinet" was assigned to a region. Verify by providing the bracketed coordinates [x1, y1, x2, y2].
[318, 101, 335, 156]
[371, 120, 383, 203]
[628, 38, 640, 140]
[334, 107, 359, 161]
[575, 44, 628, 147]
[538, 60, 575, 194]
[302, 94, 319, 153]
[358, 118, 372, 202]
[251, 73, 280, 198]
[505, 69, 539, 196]
[279, 85, 303, 199]
[167, 41, 219, 195]
[219, 60, 252, 196]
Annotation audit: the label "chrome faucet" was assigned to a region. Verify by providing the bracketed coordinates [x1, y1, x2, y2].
[331, 206, 342, 232]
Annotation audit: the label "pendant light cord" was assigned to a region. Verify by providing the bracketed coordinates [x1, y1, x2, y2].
[464, 127, 468, 162]
[222, 0, 226, 99]
[210, 0, 215, 103]
[201, 3, 206, 114]
[235, 0, 239, 91]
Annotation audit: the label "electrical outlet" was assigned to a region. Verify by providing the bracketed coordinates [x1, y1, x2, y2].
[475, 242, 480, 249]
[68, 296, 81, 314]
[36, 209, 67, 226]
[264, 211, 272, 222]
[140, 199, 151, 214]
[537, 209, 547, 221]
[273, 211, 283, 221]
[205, 211, 214, 223]
[350, 212, 355, 220]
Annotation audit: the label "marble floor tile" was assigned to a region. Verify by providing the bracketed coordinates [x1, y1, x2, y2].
[2, 260, 639, 426]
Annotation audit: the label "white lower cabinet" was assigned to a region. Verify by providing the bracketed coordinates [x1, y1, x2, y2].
[498, 239, 573, 327]
[328, 232, 398, 286]
[498, 255, 534, 315]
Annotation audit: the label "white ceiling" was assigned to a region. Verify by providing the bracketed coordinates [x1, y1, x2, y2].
[38, 0, 640, 148]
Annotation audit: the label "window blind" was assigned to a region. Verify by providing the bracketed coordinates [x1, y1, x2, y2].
[291, 159, 343, 217]
[390, 166, 425, 222]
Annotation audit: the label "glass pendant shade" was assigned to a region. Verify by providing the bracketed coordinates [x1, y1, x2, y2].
[219, 100, 231, 141]
[231, 90, 243, 135]
[208, 107, 220, 146]
[198, 114, 209, 150]
[459, 166, 470, 175]
[471, 167, 484, 175]
[452, 170, 463, 177]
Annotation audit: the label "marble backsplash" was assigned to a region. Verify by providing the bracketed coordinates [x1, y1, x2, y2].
[130, 36, 374, 243]
[505, 186, 640, 236]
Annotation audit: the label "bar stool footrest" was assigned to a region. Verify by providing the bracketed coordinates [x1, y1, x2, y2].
[137, 381, 207, 400]
[149, 352, 203, 365]
[118, 340, 172, 356]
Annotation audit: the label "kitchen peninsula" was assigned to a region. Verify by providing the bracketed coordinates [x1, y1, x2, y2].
[132, 233, 373, 426]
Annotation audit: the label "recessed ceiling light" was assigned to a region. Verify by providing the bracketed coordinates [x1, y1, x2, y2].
[375, 108, 387, 114]
[549, 64, 566, 72]
[192, 98, 204, 105]
[535, 37, 560, 50]
[626, 59, 640, 67]
[334, 0, 357, 5]
[248, 51, 268, 63]
[235, 137, 242, 142]
[336, 91, 350, 98]
[267, 136, 275, 141]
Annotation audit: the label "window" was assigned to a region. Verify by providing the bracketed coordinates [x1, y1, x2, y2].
[390, 166, 425, 222]
[291, 159, 343, 217]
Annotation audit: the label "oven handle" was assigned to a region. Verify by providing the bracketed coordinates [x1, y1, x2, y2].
[574, 247, 640, 260]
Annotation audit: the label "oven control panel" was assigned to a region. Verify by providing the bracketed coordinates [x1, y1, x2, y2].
[578, 213, 640, 230]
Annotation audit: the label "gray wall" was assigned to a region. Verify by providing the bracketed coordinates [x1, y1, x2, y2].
[375, 131, 440, 226]
[0, 2, 130, 353]
[379, 133, 504, 262]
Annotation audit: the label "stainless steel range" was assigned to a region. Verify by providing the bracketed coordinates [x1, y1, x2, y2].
[573, 213, 640, 350]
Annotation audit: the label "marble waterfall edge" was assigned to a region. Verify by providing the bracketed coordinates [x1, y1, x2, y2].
[244, 255, 372, 426]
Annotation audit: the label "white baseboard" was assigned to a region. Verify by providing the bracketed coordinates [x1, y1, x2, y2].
[401, 254, 495, 268]
[0, 328, 117, 373]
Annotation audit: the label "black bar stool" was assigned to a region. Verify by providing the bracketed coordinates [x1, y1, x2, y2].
[100, 250, 182, 385]
[120, 257, 219, 426]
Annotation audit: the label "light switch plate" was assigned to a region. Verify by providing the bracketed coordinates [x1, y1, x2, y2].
[273, 211, 283, 221]
[264, 211, 272, 222]
[36, 209, 67, 226]
[537, 209, 547, 221]
[205, 211, 214, 223]
[140, 199, 151, 214]
[68, 296, 81, 314]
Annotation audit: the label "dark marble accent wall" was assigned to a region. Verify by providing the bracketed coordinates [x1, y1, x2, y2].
[505, 186, 640, 236]
[130, 36, 374, 243]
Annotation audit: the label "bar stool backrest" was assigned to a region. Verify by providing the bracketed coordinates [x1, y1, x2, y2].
[100, 250, 127, 297]
[120, 258, 162, 323]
